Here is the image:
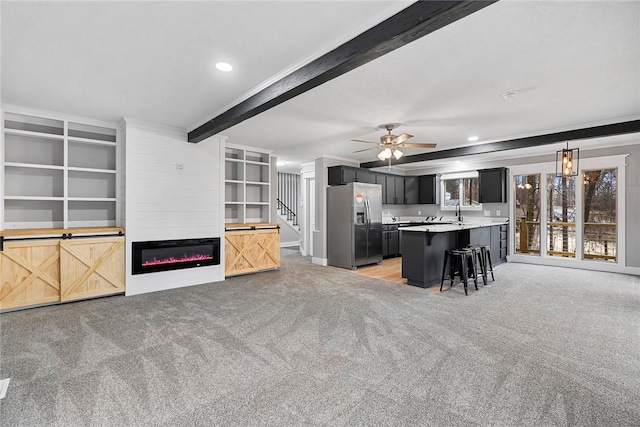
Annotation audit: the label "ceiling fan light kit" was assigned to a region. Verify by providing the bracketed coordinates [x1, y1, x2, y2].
[351, 123, 436, 164]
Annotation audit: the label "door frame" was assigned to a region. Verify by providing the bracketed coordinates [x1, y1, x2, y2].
[508, 154, 627, 273]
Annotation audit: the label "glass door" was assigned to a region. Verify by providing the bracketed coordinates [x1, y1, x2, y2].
[546, 174, 576, 258]
[510, 156, 624, 268]
[514, 174, 541, 255]
[583, 169, 617, 262]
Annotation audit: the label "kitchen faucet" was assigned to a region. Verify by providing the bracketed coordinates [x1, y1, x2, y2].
[456, 201, 463, 222]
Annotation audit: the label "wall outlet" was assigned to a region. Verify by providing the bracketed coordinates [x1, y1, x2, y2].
[176, 163, 184, 172]
[418, 210, 421, 215]
[484, 210, 490, 216]
[495, 209, 501, 216]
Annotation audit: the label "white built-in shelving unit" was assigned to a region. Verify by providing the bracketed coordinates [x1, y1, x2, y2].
[225, 144, 271, 223]
[2, 109, 119, 229]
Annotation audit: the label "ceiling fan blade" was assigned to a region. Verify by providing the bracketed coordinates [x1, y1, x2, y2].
[391, 133, 413, 145]
[350, 139, 378, 144]
[353, 146, 379, 153]
[400, 143, 438, 148]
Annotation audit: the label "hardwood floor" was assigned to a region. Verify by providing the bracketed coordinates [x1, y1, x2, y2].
[342, 257, 441, 292]
[350, 256, 405, 284]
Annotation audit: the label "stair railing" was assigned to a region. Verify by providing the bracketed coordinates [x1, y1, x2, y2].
[277, 198, 298, 226]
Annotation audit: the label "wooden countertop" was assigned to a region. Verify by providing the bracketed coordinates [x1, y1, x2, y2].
[1, 226, 124, 237]
[225, 222, 280, 231]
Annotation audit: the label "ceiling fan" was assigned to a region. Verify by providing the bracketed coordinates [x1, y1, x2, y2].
[351, 123, 437, 162]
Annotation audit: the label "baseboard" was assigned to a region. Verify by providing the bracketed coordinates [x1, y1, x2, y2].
[280, 241, 300, 247]
[507, 255, 640, 276]
[312, 257, 327, 266]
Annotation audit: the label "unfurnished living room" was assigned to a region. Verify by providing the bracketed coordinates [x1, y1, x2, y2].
[1, 1, 639, 426]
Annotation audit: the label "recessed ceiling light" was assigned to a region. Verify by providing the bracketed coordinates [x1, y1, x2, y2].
[215, 62, 233, 72]
[502, 91, 518, 100]
[468, 136, 479, 142]
[277, 160, 286, 167]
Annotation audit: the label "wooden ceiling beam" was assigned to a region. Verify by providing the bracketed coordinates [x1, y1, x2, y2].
[359, 119, 640, 168]
[188, 0, 498, 143]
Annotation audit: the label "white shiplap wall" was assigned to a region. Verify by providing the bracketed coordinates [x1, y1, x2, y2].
[124, 118, 225, 295]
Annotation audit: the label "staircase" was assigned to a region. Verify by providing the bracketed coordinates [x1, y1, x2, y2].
[277, 172, 300, 246]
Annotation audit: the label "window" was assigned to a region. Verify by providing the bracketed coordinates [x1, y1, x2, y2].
[440, 172, 481, 210]
[509, 155, 625, 269]
[547, 174, 576, 258]
[514, 174, 541, 254]
[583, 168, 617, 262]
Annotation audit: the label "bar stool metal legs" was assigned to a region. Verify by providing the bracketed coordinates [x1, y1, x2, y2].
[440, 249, 473, 295]
[467, 246, 488, 285]
[480, 245, 495, 281]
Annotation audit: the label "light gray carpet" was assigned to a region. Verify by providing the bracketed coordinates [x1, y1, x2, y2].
[1, 251, 639, 426]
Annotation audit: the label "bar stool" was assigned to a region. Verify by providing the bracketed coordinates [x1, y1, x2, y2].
[441, 249, 477, 295]
[466, 245, 488, 286]
[480, 245, 495, 281]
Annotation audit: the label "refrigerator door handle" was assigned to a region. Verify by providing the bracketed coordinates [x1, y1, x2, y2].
[365, 198, 372, 230]
[363, 198, 369, 230]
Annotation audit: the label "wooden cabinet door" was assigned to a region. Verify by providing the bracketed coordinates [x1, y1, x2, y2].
[404, 177, 419, 204]
[0, 240, 61, 310]
[375, 173, 387, 202]
[59, 237, 125, 302]
[394, 176, 405, 204]
[225, 229, 281, 276]
[478, 168, 507, 203]
[419, 175, 437, 204]
[356, 169, 375, 184]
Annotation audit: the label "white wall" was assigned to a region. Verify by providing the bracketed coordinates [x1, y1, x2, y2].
[124, 118, 225, 296]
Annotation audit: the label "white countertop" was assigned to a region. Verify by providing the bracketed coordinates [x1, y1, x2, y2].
[399, 219, 508, 233]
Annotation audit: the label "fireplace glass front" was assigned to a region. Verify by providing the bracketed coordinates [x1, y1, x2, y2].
[132, 237, 220, 275]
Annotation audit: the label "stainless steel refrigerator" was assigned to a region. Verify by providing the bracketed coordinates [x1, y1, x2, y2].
[327, 182, 383, 269]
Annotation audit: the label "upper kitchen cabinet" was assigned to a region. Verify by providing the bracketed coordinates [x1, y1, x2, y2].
[404, 176, 419, 204]
[478, 167, 508, 203]
[2, 110, 119, 229]
[356, 168, 375, 184]
[384, 174, 404, 204]
[375, 173, 387, 201]
[328, 165, 356, 185]
[328, 165, 376, 185]
[418, 174, 437, 204]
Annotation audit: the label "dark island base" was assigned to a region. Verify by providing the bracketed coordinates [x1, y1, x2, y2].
[401, 225, 506, 288]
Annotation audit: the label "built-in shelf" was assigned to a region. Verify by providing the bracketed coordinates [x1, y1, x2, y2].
[2, 110, 119, 229]
[224, 145, 271, 223]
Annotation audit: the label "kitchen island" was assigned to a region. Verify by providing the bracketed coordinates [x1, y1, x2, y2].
[400, 221, 507, 288]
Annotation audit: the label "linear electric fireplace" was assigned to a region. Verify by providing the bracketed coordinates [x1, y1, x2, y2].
[132, 237, 220, 275]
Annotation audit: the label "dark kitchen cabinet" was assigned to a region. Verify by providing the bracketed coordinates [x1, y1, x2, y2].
[382, 224, 400, 258]
[478, 167, 507, 203]
[328, 166, 357, 185]
[328, 165, 375, 185]
[375, 173, 387, 201]
[404, 176, 419, 204]
[490, 224, 508, 265]
[356, 168, 375, 184]
[385, 175, 404, 204]
[418, 174, 437, 204]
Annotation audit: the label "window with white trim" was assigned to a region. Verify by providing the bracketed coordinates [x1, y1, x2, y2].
[440, 171, 482, 211]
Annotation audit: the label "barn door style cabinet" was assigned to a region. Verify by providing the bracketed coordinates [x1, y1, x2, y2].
[223, 144, 280, 276]
[1, 108, 124, 311]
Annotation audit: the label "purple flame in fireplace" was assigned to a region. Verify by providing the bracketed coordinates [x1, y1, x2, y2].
[132, 238, 220, 275]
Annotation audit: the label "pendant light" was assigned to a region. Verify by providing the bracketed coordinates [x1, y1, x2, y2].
[556, 142, 579, 177]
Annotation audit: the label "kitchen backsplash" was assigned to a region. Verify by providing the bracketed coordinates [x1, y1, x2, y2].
[383, 202, 509, 220]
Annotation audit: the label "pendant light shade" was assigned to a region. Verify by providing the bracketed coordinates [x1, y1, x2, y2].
[556, 142, 579, 177]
